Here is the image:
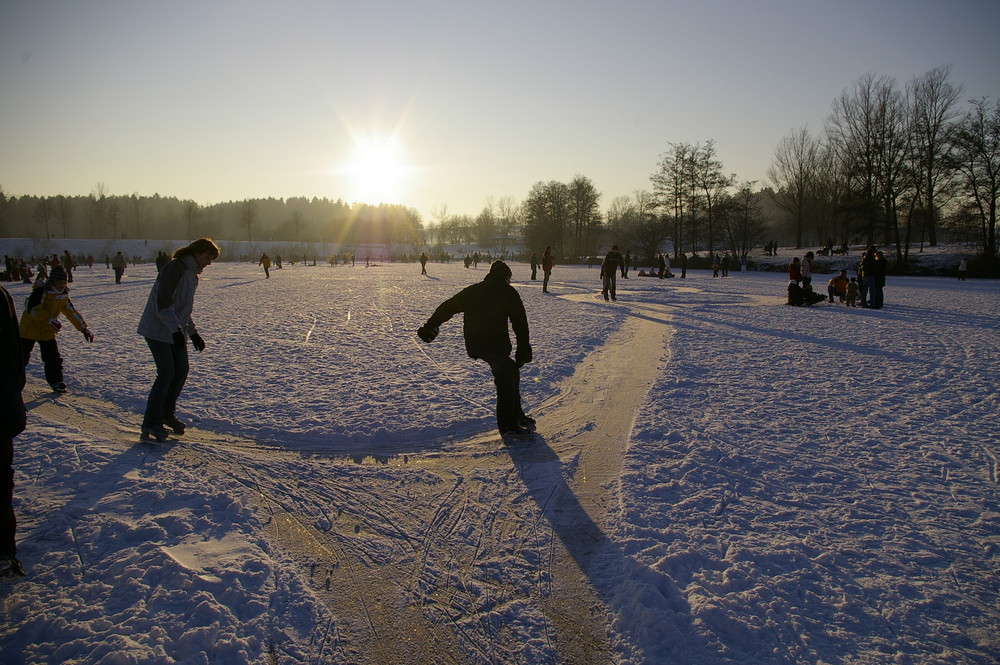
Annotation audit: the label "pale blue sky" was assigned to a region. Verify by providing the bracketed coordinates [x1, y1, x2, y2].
[2, 0, 997, 223]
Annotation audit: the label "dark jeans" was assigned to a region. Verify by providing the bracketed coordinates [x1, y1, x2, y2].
[861, 276, 875, 307]
[1, 436, 15, 559]
[542, 270, 551, 292]
[114, 268, 124, 283]
[602, 272, 617, 300]
[480, 353, 524, 434]
[143, 337, 189, 429]
[22, 338, 63, 385]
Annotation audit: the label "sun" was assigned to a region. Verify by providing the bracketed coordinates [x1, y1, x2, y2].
[339, 134, 412, 205]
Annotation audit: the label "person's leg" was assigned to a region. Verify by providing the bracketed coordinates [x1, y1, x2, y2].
[162, 342, 190, 422]
[38, 339, 64, 386]
[0, 437, 16, 561]
[609, 273, 617, 300]
[144, 338, 177, 429]
[482, 354, 521, 434]
[20, 338, 35, 368]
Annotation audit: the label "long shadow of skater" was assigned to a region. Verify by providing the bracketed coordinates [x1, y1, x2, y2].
[506, 435, 715, 663]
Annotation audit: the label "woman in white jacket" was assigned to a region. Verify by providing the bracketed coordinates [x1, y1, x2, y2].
[136, 238, 219, 442]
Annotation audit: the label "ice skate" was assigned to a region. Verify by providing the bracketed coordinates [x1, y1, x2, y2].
[140, 424, 170, 444]
[163, 414, 186, 435]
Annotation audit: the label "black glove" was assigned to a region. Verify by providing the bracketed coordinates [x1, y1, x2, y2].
[172, 330, 186, 349]
[515, 343, 532, 368]
[190, 333, 206, 352]
[417, 325, 439, 343]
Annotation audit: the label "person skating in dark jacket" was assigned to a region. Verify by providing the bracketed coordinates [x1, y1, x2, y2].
[601, 245, 624, 301]
[417, 261, 534, 439]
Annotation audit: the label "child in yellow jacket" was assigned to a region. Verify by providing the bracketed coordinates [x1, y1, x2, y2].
[19, 266, 94, 393]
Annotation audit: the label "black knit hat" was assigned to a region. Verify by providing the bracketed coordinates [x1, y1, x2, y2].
[47, 265, 68, 283]
[487, 260, 512, 281]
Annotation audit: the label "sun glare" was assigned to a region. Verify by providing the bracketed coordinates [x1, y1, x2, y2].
[339, 135, 412, 206]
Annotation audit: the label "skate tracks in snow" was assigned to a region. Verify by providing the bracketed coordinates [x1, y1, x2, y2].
[22, 296, 675, 665]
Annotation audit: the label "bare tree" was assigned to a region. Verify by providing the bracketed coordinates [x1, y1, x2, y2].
[949, 97, 1000, 263]
[89, 182, 109, 239]
[720, 182, 769, 263]
[651, 142, 697, 254]
[826, 73, 889, 245]
[907, 66, 964, 247]
[606, 195, 633, 239]
[0, 185, 10, 234]
[768, 126, 823, 248]
[523, 181, 570, 256]
[872, 78, 909, 260]
[183, 200, 200, 239]
[476, 197, 497, 249]
[32, 197, 54, 240]
[567, 175, 601, 259]
[107, 199, 122, 240]
[241, 200, 258, 246]
[692, 141, 733, 257]
[129, 193, 144, 239]
[55, 195, 73, 239]
[495, 196, 521, 254]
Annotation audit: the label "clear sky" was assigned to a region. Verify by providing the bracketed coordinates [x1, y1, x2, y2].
[1, 0, 998, 223]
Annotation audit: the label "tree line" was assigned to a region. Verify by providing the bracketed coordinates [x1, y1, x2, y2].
[416, 66, 998, 267]
[0, 189, 424, 253]
[2, 66, 996, 268]
[767, 66, 998, 264]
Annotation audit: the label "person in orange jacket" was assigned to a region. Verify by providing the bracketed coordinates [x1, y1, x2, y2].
[827, 270, 849, 303]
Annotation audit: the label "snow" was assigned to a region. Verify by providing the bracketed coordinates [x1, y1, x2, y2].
[1, 243, 997, 664]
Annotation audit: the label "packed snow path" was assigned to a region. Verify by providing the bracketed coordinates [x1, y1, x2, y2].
[2, 260, 997, 664]
[13, 292, 670, 665]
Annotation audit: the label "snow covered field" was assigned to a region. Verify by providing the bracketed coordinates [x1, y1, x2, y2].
[0, 254, 997, 664]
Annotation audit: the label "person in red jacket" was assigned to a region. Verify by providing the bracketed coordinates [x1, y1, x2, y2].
[541, 246, 554, 293]
[788, 257, 803, 285]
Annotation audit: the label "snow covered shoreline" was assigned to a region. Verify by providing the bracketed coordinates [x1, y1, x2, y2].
[1, 259, 997, 664]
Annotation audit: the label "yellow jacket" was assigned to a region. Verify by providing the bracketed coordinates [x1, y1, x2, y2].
[828, 275, 849, 295]
[19, 287, 88, 341]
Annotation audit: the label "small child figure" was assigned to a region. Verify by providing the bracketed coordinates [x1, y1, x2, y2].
[19, 265, 94, 392]
[845, 277, 860, 307]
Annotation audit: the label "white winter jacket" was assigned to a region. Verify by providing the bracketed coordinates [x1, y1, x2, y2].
[136, 255, 201, 344]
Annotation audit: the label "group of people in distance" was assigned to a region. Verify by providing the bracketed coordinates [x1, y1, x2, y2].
[787, 245, 888, 308]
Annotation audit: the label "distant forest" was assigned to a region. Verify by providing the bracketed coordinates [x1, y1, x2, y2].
[0, 193, 425, 253]
[1, 67, 997, 266]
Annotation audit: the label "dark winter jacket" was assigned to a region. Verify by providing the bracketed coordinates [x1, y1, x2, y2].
[601, 250, 624, 278]
[1, 285, 26, 438]
[425, 273, 529, 360]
